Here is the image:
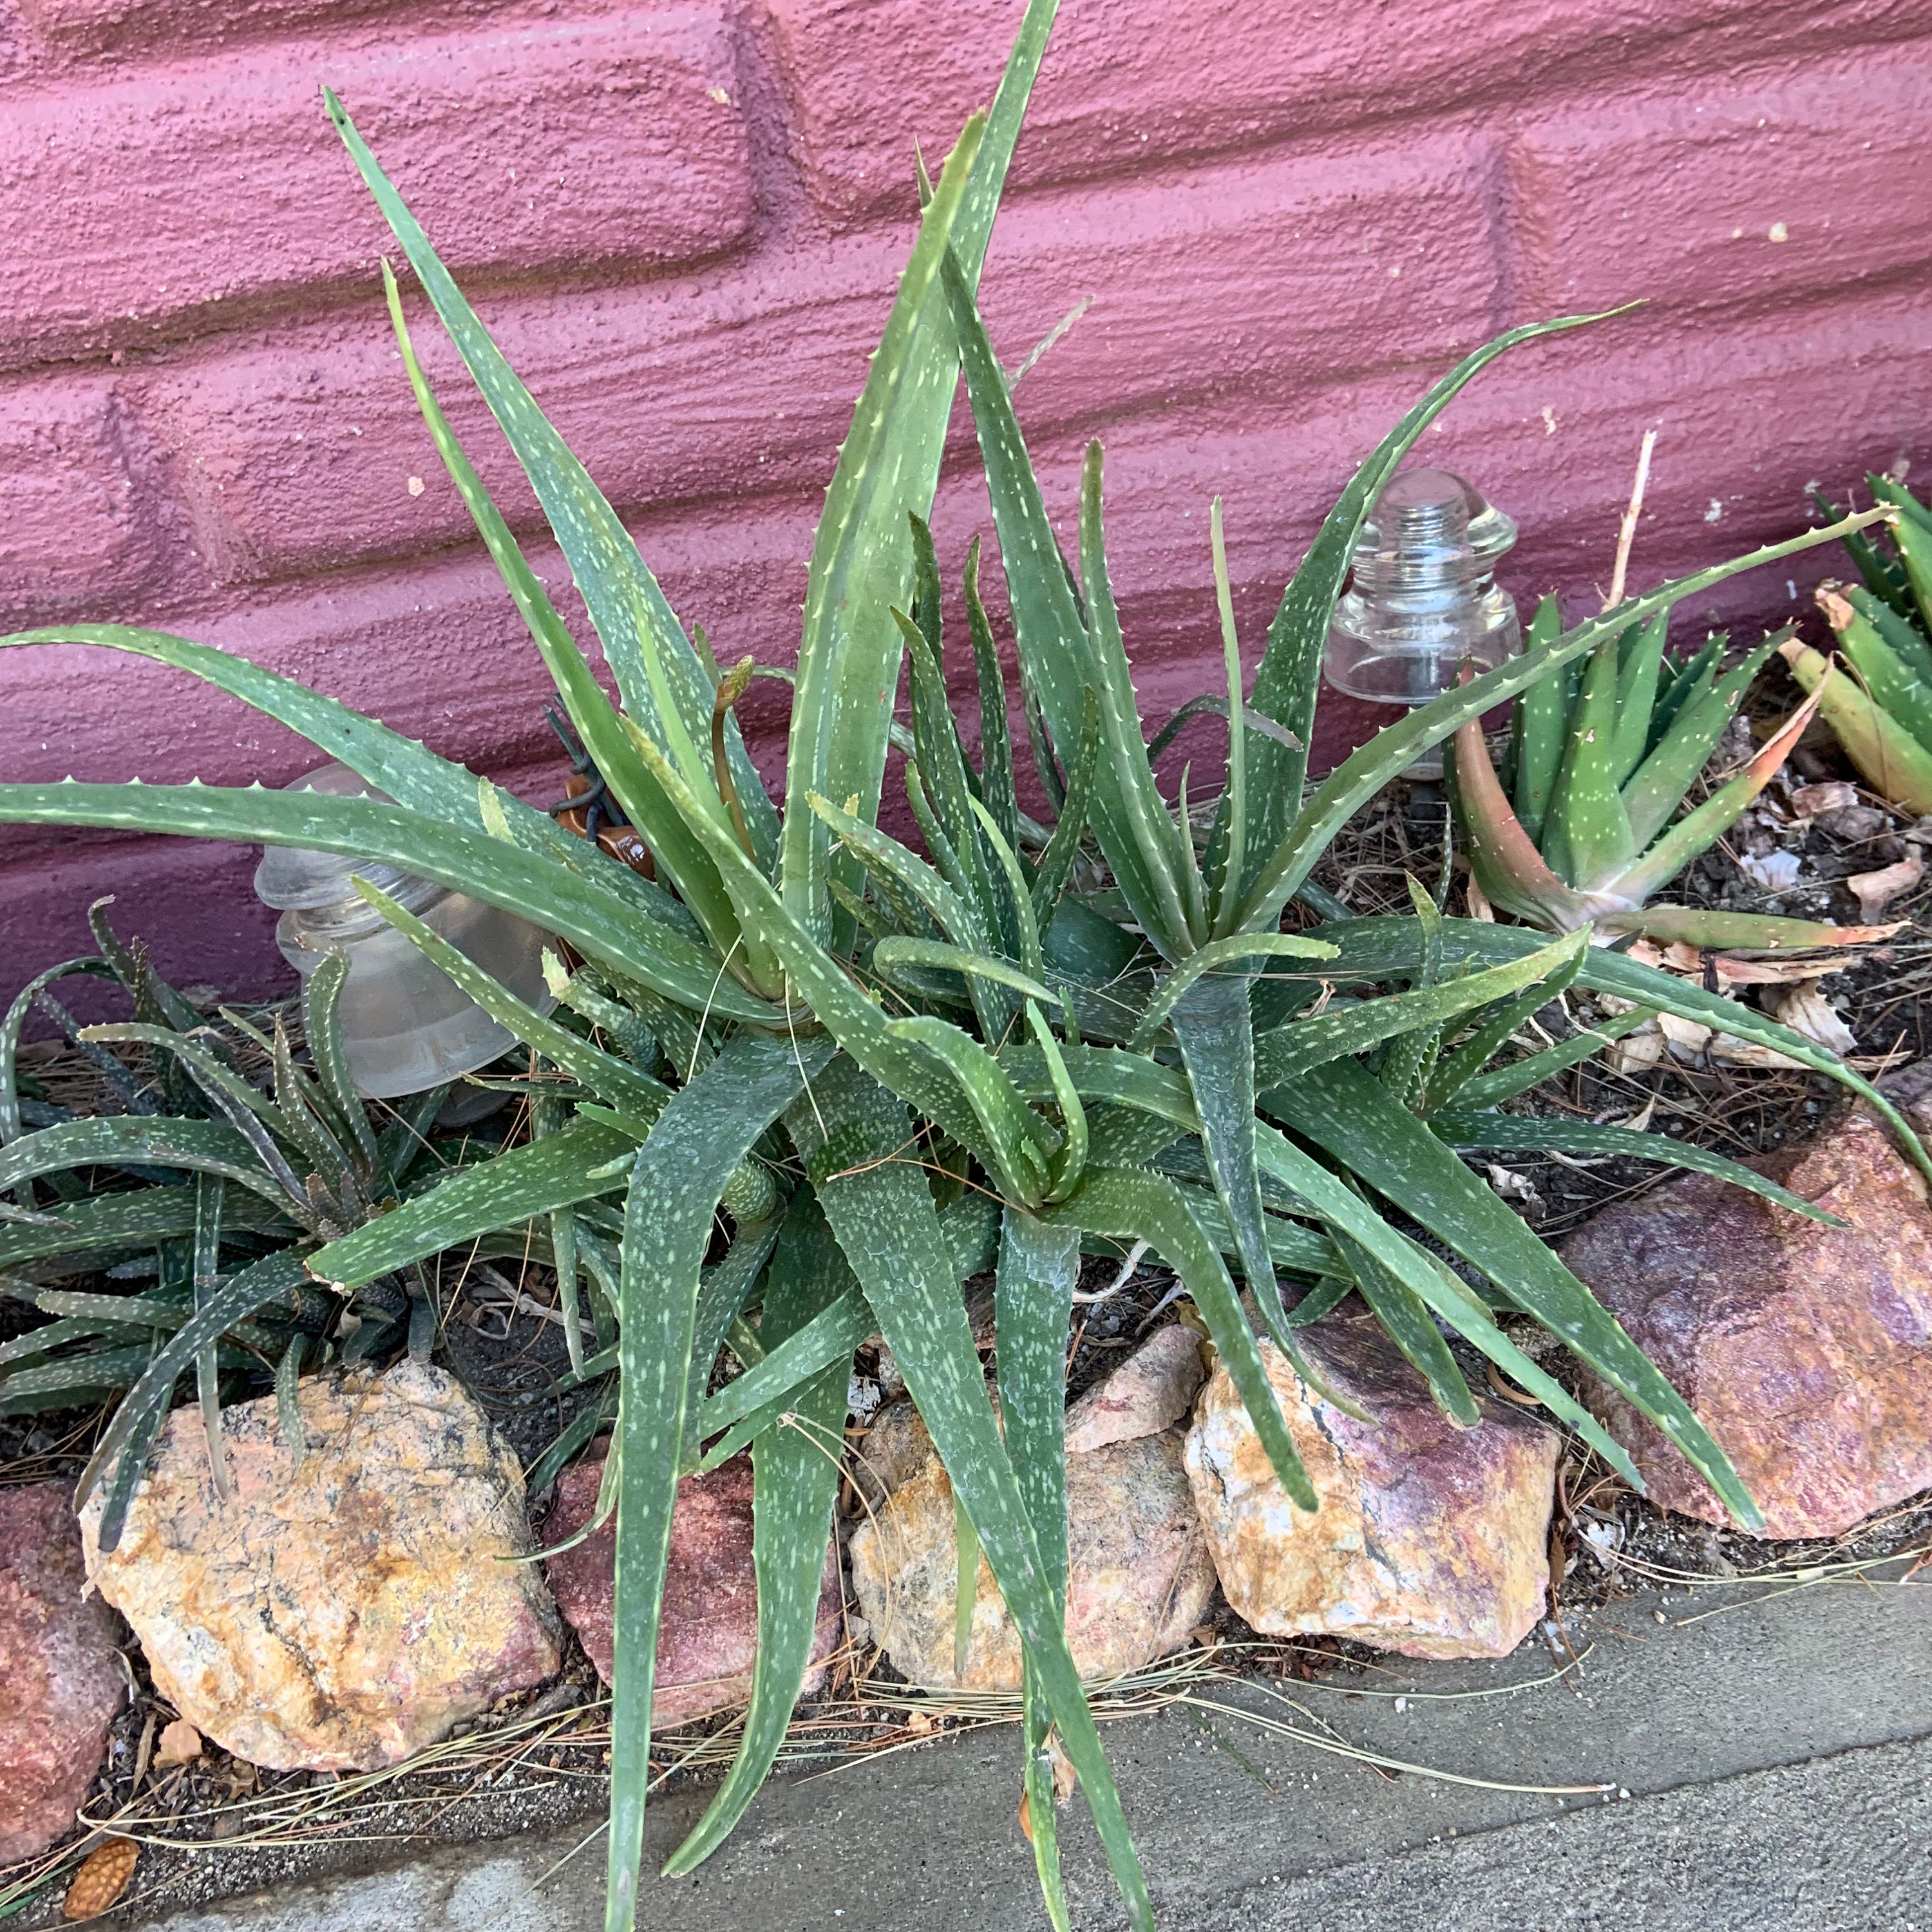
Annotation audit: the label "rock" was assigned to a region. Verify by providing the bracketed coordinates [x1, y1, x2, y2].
[0, 1482, 125, 1864]
[848, 1330, 1218, 1691]
[1184, 1312, 1557, 1660]
[850, 1394, 933, 1510]
[541, 1450, 842, 1730]
[1561, 1108, 1932, 1537]
[1064, 1323, 1206, 1453]
[80, 1362, 561, 1772]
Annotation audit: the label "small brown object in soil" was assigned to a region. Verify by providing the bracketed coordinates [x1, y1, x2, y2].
[62, 1836, 137, 1921]
[153, 1717, 202, 1770]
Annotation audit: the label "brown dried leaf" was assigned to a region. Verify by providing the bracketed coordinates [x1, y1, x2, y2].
[63, 1837, 137, 1922]
[1767, 983, 1860, 1057]
[1788, 780, 1861, 819]
[1848, 854, 1924, 924]
[154, 1717, 202, 1770]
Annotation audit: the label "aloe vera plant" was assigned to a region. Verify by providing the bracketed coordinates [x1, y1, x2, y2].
[0, 5, 1917, 1923]
[1447, 594, 1903, 950]
[0, 902, 486, 1544]
[1779, 475, 1932, 815]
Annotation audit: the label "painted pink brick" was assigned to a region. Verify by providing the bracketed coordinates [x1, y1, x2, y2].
[15, 0, 486, 59]
[151, 133, 1498, 585]
[0, 7, 753, 371]
[0, 374, 164, 625]
[763, 0, 1926, 227]
[1511, 52, 1932, 317]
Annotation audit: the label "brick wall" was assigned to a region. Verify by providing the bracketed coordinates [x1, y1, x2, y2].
[3, 0, 1929, 1002]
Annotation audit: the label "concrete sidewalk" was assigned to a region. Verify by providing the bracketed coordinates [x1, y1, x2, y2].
[133, 1568, 1930, 1932]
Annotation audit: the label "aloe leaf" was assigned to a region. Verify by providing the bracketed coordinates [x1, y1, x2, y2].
[1609, 682, 1823, 906]
[1645, 635, 1723, 755]
[309, 1119, 633, 1289]
[810, 795, 983, 949]
[1234, 504, 1897, 931]
[1620, 641, 1775, 849]
[665, 1191, 851, 1876]
[872, 938, 1057, 1010]
[1418, 940, 1586, 1112]
[0, 1116, 289, 1210]
[1846, 582, 1932, 693]
[939, 251, 1172, 943]
[1240, 314, 1621, 898]
[299, 953, 378, 1170]
[77, 1248, 312, 1536]
[1025, 1004, 1088, 1203]
[0, 1316, 159, 1373]
[1611, 611, 1670, 784]
[964, 537, 1022, 855]
[0, 781, 777, 1025]
[1449, 1005, 1658, 1110]
[1128, 933, 1339, 1053]
[1030, 690, 1103, 922]
[1332, 1219, 1479, 1427]
[1260, 1056, 1760, 1528]
[1823, 589, 1932, 752]
[603, 1032, 823, 1932]
[379, 265, 753, 927]
[969, 799, 1048, 985]
[0, 1184, 283, 1270]
[1206, 498, 1249, 938]
[1428, 1109, 1842, 1223]
[1777, 638, 1932, 817]
[1542, 632, 1634, 891]
[351, 880, 671, 1124]
[796, 1059, 1153, 1931]
[786, 0, 1059, 951]
[688, 1287, 872, 1455]
[886, 1016, 1052, 1205]
[1041, 1166, 1315, 1510]
[682, 1217, 785, 1422]
[1505, 596, 1566, 840]
[1871, 476, 1932, 619]
[2, 958, 120, 1148]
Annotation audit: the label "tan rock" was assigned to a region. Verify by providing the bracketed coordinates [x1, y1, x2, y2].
[849, 1432, 1214, 1691]
[1064, 1323, 1206, 1453]
[80, 1362, 561, 1772]
[1185, 1312, 1557, 1659]
[1562, 1108, 1932, 1537]
[541, 1449, 842, 1730]
[0, 1482, 125, 1864]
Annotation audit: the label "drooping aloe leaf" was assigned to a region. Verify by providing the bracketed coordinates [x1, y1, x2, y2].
[1260, 1056, 1759, 1528]
[871, 939, 1057, 1012]
[1417, 949, 1584, 1115]
[3, 958, 122, 1148]
[0, 781, 777, 1025]
[796, 1058, 1153, 1931]
[0, 1185, 285, 1271]
[785, 0, 1061, 951]
[1448, 1004, 1657, 1111]
[0, 1116, 289, 1210]
[666, 1190, 852, 1877]
[810, 795, 984, 949]
[688, 1287, 871, 1456]
[328, 98, 770, 947]
[1239, 313, 1622, 898]
[886, 1016, 1053, 1205]
[604, 1032, 823, 1932]
[1427, 1109, 1841, 1223]
[309, 1119, 633, 1289]
[1234, 504, 1897, 932]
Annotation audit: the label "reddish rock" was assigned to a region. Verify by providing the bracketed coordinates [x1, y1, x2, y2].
[1562, 1109, 1932, 1537]
[1064, 1323, 1206, 1453]
[1185, 1312, 1558, 1660]
[0, 1482, 125, 1864]
[542, 1452, 841, 1730]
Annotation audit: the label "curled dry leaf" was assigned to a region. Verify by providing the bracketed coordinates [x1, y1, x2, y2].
[1848, 853, 1924, 923]
[1767, 983, 1861, 1058]
[62, 1836, 137, 1922]
[1738, 849, 1803, 893]
[1788, 781, 1861, 819]
[154, 1716, 202, 1770]
[1484, 1164, 1544, 1215]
